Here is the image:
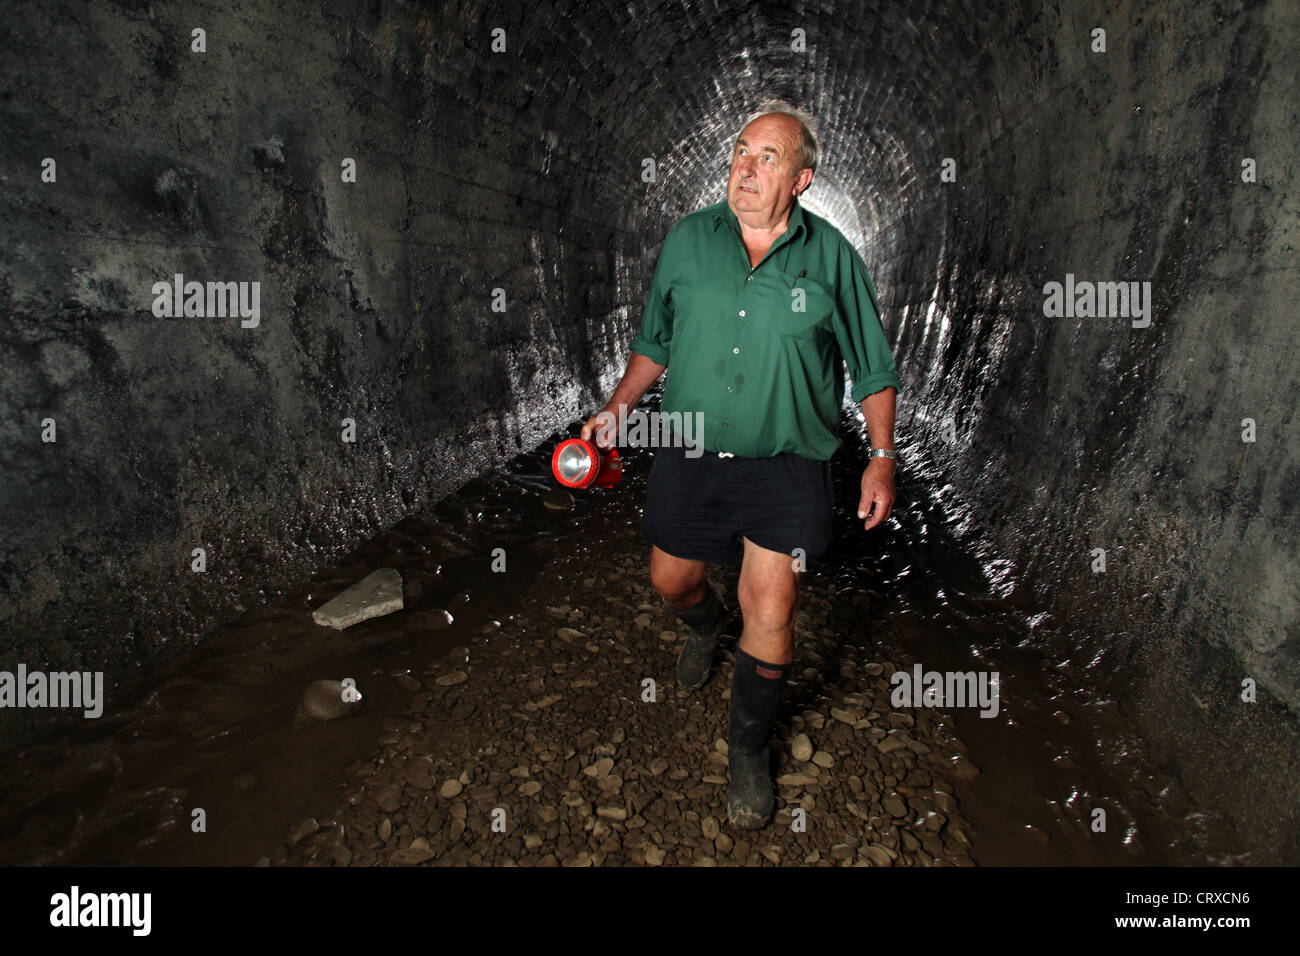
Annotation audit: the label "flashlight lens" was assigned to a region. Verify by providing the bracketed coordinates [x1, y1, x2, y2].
[557, 445, 592, 483]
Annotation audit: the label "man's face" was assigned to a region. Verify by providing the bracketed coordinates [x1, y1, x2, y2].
[728, 114, 813, 224]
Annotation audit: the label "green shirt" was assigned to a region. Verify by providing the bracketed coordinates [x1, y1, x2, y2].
[629, 198, 902, 460]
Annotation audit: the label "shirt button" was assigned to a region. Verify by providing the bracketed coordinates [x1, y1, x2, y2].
[727, 386, 734, 391]
[738, 309, 746, 316]
[746, 275, 753, 282]
[733, 347, 740, 354]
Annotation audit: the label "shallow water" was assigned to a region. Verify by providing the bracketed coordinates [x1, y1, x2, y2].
[0, 401, 1249, 865]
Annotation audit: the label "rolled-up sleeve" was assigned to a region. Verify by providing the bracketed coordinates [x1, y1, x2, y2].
[628, 229, 677, 366]
[831, 241, 903, 402]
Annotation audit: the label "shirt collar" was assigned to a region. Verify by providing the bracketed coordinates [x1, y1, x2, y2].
[712, 196, 807, 242]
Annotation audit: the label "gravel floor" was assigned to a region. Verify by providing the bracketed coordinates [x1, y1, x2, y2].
[261, 518, 979, 867]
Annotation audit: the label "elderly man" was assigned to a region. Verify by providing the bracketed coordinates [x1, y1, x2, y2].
[581, 100, 902, 829]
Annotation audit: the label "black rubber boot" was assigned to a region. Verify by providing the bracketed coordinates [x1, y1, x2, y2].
[727, 647, 792, 829]
[672, 579, 728, 691]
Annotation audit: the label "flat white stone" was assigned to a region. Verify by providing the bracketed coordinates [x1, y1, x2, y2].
[312, 568, 404, 629]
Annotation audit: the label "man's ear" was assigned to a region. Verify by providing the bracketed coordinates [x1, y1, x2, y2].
[795, 168, 814, 195]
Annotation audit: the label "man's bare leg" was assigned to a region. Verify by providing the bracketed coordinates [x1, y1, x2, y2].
[735, 536, 800, 665]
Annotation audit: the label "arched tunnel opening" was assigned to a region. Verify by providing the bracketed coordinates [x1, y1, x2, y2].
[0, 0, 1296, 890]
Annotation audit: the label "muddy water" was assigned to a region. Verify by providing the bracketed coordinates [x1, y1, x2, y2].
[0, 404, 1249, 865]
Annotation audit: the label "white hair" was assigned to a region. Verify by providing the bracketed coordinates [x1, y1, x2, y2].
[742, 99, 819, 172]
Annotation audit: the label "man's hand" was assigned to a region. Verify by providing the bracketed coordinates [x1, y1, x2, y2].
[857, 459, 896, 530]
[580, 406, 620, 449]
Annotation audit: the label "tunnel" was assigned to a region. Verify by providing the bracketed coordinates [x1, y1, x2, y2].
[0, 0, 1297, 878]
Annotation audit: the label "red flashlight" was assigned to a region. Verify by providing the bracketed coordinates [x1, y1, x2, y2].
[551, 438, 623, 489]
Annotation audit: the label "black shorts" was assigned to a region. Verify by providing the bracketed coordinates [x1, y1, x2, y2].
[642, 444, 834, 564]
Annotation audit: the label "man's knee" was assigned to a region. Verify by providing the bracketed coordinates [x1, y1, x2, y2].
[649, 548, 707, 606]
[736, 580, 799, 633]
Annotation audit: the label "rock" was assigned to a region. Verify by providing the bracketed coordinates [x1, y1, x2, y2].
[312, 568, 404, 629]
[439, 779, 464, 798]
[862, 844, 893, 866]
[644, 846, 666, 866]
[302, 679, 365, 720]
[776, 773, 817, 787]
[378, 818, 392, 842]
[411, 609, 454, 631]
[556, 627, 586, 643]
[375, 786, 402, 813]
[812, 750, 834, 768]
[288, 818, 319, 846]
[405, 756, 435, 790]
[435, 670, 468, 686]
[596, 806, 628, 821]
[883, 795, 908, 818]
[791, 733, 814, 762]
[331, 845, 353, 866]
[701, 816, 720, 840]
[544, 489, 574, 510]
[392, 838, 435, 865]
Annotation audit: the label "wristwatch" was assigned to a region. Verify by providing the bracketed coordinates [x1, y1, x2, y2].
[869, 448, 897, 461]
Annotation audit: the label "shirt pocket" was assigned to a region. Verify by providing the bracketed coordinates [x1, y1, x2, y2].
[775, 274, 837, 340]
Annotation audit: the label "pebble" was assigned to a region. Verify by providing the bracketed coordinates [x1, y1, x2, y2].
[405, 756, 435, 790]
[440, 779, 464, 798]
[436, 670, 468, 686]
[544, 489, 575, 510]
[288, 818, 319, 846]
[375, 786, 402, 813]
[862, 844, 893, 866]
[791, 733, 814, 762]
[776, 773, 816, 787]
